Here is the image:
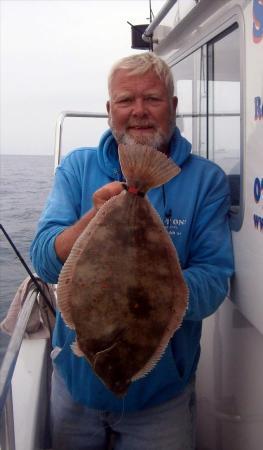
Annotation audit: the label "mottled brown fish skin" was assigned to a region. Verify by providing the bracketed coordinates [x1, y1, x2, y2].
[59, 191, 187, 396]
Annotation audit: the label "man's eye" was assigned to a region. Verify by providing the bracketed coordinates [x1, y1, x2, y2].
[146, 97, 160, 103]
[118, 98, 132, 104]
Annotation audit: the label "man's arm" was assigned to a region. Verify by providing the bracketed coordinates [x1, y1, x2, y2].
[54, 208, 96, 263]
[182, 171, 234, 321]
[30, 147, 123, 284]
[54, 181, 123, 262]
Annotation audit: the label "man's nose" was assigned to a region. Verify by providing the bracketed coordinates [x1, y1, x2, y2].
[132, 98, 148, 116]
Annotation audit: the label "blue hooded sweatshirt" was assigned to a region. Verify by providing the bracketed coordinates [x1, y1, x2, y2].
[30, 127, 234, 412]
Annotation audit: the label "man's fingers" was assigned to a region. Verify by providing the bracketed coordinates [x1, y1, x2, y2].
[93, 181, 124, 210]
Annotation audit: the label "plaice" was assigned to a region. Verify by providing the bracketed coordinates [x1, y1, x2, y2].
[57, 143, 188, 396]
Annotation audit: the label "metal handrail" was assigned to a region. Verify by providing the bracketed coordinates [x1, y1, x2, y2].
[53, 111, 108, 171]
[0, 390, 15, 450]
[142, 0, 178, 43]
[0, 287, 39, 413]
[0, 287, 40, 450]
[52, 108, 240, 172]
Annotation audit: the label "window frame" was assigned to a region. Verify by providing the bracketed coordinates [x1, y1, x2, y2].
[169, 16, 244, 231]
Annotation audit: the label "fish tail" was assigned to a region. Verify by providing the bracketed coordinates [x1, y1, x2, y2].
[118, 144, 180, 193]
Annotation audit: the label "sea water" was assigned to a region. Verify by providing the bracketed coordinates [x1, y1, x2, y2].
[0, 155, 54, 366]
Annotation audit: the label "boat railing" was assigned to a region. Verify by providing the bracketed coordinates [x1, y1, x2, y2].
[53, 111, 108, 171]
[0, 287, 41, 450]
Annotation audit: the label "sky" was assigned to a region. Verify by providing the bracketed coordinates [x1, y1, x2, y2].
[0, 0, 164, 156]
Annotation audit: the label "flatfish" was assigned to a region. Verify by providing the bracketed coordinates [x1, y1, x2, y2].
[57, 144, 188, 396]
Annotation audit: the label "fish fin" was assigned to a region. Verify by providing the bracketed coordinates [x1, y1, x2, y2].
[131, 341, 169, 381]
[118, 144, 180, 193]
[71, 340, 85, 357]
[57, 265, 75, 329]
[56, 296, 75, 329]
[57, 214, 99, 329]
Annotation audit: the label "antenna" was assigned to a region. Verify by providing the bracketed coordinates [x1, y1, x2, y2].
[149, 0, 153, 23]
[128, 0, 154, 51]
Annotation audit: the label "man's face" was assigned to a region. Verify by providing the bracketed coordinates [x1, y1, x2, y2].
[107, 69, 177, 153]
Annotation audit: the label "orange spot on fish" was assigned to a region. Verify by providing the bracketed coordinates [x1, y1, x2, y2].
[128, 186, 139, 194]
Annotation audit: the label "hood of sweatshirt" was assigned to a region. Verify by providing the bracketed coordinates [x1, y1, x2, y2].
[97, 127, 192, 180]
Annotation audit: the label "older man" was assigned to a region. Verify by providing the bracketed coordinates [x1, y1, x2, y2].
[31, 52, 234, 450]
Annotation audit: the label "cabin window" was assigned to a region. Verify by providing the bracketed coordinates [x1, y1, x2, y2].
[172, 23, 241, 230]
[207, 25, 240, 215]
[173, 48, 207, 159]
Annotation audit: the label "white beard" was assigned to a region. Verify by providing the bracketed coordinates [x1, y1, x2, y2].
[116, 130, 167, 149]
[109, 119, 174, 151]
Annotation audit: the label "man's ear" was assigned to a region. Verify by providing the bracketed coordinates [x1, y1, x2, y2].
[106, 100, 110, 114]
[172, 96, 178, 112]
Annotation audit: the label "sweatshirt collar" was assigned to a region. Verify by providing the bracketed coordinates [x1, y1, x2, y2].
[97, 127, 192, 180]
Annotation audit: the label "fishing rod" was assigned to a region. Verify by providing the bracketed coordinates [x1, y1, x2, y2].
[0, 223, 56, 317]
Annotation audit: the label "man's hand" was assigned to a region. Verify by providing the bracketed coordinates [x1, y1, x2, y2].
[55, 181, 124, 262]
[93, 181, 124, 210]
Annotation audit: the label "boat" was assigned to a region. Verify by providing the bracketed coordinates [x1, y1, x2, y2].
[1, 0, 263, 448]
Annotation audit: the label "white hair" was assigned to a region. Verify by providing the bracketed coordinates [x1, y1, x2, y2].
[108, 52, 174, 97]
